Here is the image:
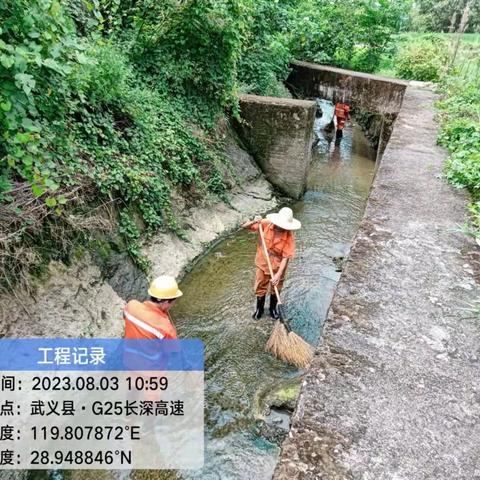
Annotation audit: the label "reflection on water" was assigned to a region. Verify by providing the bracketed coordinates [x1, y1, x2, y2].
[25, 101, 377, 480]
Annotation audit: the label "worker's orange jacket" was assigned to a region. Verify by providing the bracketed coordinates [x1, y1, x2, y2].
[123, 300, 178, 340]
[335, 103, 350, 131]
[248, 219, 295, 273]
[334, 103, 350, 119]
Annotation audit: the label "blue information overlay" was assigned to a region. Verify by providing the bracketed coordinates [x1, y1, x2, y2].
[0, 339, 204, 371]
[0, 339, 204, 470]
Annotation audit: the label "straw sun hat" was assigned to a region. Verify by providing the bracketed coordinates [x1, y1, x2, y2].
[266, 207, 301, 231]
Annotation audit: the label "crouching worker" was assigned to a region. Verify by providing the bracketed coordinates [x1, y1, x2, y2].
[242, 207, 301, 320]
[123, 275, 182, 339]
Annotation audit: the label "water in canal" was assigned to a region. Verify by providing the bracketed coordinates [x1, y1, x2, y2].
[172, 101, 377, 479]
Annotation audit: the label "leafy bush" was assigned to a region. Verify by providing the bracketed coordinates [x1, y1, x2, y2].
[1, 0, 408, 289]
[236, 1, 293, 97]
[445, 150, 480, 193]
[288, 0, 407, 73]
[394, 35, 450, 81]
[0, 0, 82, 207]
[440, 102, 480, 197]
[437, 65, 480, 238]
[0, 1, 229, 286]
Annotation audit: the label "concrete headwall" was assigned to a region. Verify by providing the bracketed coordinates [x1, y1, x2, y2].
[236, 94, 316, 199]
[287, 61, 408, 115]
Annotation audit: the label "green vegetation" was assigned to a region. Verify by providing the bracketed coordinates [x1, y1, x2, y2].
[377, 32, 480, 79]
[0, 0, 408, 290]
[393, 35, 450, 81]
[376, 32, 480, 239]
[407, 0, 480, 33]
[0, 0, 236, 287]
[439, 71, 480, 240]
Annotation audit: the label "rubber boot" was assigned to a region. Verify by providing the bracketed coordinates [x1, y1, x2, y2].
[252, 296, 266, 320]
[269, 294, 280, 319]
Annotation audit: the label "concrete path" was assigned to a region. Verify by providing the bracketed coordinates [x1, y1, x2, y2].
[274, 84, 480, 479]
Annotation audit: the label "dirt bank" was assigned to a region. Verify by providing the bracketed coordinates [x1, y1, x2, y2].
[274, 83, 480, 479]
[0, 128, 277, 338]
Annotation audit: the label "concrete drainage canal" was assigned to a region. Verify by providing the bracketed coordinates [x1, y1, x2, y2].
[26, 100, 377, 480]
[173, 101, 376, 479]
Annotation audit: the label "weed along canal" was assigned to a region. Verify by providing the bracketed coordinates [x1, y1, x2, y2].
[172, 103, 377, 479]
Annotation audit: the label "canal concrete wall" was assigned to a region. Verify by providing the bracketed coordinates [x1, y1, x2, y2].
[236, 94, 316, 199]
[287, 61, 407, 115]
[286, 62, 408, 161]
[274, 83, 480, 479]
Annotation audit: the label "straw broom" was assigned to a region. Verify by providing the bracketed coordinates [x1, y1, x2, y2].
[259, 223, 313, 369]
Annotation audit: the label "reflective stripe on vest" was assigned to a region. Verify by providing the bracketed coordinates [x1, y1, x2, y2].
[124, 310, 165, 339]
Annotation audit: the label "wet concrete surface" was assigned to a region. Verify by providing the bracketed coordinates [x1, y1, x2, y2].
[274, 84, 480, 479]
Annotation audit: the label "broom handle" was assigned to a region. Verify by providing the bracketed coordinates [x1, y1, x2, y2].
[258, 222, 282, 305]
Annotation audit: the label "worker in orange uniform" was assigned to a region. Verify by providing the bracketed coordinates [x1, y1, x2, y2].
[123, 275, 183, 339]
[242, 207, 301, 320]
[334, 102, 350, 137]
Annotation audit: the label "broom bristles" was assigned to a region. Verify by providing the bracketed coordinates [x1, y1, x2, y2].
[266, 320, 289, 357]
[284, 331, 314, 368]
[266, 320, 313, 369]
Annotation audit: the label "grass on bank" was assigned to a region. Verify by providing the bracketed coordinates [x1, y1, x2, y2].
[375, 33, 480, 241]
[376, 33, 480, 80]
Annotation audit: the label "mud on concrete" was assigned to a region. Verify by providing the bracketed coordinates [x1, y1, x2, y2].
[274, 83, 480, 479]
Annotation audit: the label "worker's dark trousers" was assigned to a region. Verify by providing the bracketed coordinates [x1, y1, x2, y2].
[254, 267, 286, 296]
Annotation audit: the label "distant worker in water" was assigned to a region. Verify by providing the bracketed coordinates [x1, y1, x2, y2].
[123, 275, 182, 339]
[334, 102, 350, 138]
[242, 207, 301, 320]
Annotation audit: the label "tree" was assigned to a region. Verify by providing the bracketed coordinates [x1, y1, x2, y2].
[414, 0, 480, 33]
